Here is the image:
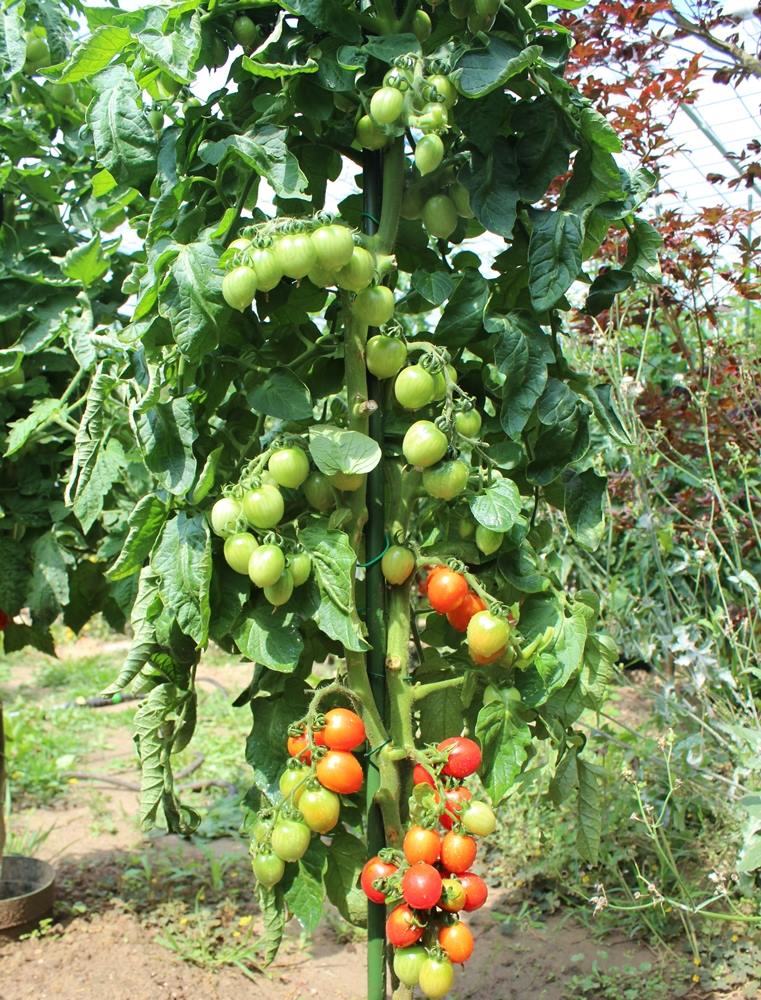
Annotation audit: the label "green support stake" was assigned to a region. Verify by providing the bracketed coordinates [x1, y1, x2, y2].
[363, 146, 388, 1000]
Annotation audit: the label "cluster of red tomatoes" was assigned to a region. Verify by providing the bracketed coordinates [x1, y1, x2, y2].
[360, 737, 493, 998]
[250, 708, 366, 888]
[423, 566, 511, 665]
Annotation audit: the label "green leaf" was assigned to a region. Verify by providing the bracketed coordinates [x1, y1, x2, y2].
[279, 0, 361, 42]
[88, 66, 157, 184]
[249, 369, 313, 421]
[55, 25, 132, 83]
[284, 841, 327, 933]
[234, 604, 304, 672]
[563, 469, 606, 550]
[109, 494, 169, 581]
[132, 397, 198, 496]
[514, 96, 574, 203]
[27, 532, 73, 627]
[454, 38, 543, 99]
[475, 686, 532, 803]
[72, 438, 126, 533]
[256, 885, 286, 967]
[0, 8, 27, 82]
[300, 523, 368, 652]
[5, 397, 61, 456]
[325, 828, 367, 926]
[245, 674, 307, 796]
[157, 242, 224, 362]
[0, 537, 30, 617]
[500, 330, 551, 439]
[2, 622, 55, 655]
[528, 210, 584, 312]
[61, 236, 110, 287]
[469, 478, 522, 532]
[151, 513, 212, 646]
[460, 138, 519, 239]
[584, 269, 633, 315]
[579, 106, 622, 153]
[309, 425, 381, 476]
[134, 8, 201, 84]
[576, 758, 602, 862]
[199, 128, 309, 200]
[434, 270, 490, 347]
[363, 33, 420, 63]
[624, 218, 662, 283]
[411, 269, 454, 307]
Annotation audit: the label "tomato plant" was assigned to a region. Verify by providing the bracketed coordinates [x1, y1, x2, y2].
[60, 0, 651, 994]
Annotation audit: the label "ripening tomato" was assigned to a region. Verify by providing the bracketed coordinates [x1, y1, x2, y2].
[336, 245, 375, 291]
[243, 484, 284, 529]
[370, 86, 405, 125]
[418, 956, 454, 999]
[356, 113, 388, 150]
[271, 818, 311, 862]
[393, 945, 428, 988]
[402, 862, 442, 909]
[311, 224, 355, 270]
[439, 921, 474, 963]
[275, 232, 318, 279]
[422, 460, 469, 500]
[428, 73, 458, 108]
[422, 195, 458, 240]
[427, 569, 468, 614]
[210, 497, 242, 537]
[303, 472, 335, 512]
[475, 525, 503, 555]
[252, 849, 285, 888]
[353, 284, 395, 326]
[467, 610, 510, 659]
[439, 785, 472, 830]
[415, 133, 444, 176]
[316, 750, 363, 795]
[381, 545, 416, 585]
[439, 877, 467, 912]
[360, 855, 398, 903]
[403, 825, 441, 865]
[402, 421, 448, 469]
[366, 334, 407, 379]
[413, 763, 436, 788]
[386, 904, 424, 948]
[461, 800, 497, 837]
[249, 247, 283, 291]
[264, 568, 294, 607]
[440, 831, 477, 874]
[287, 732, 312, 763]
[438, 737, 482, 779]
[394, 365, 435, 410]
[268, 447, 310, 489]
[222, 265, 257, 311]
[224, 532, 258, 574]
[248, 544, 286, 588]
[279, 763, 310, 803]
[470, 645, 506, 665]
[459, 871, 488, 911]
[321, 708, 366, 751]
[288, 552, 312, 587]
[446, 592, 486, 632]
[454, 408, 482, 437]
[299, 785, 341, 833]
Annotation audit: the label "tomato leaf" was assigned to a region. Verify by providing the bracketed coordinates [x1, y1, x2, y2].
[300, 523, 369, 652]
[0, 7, 28, 82]
[469, 478, 522, 532]
[325, 828, 368, 926]
[108, 494, 169, 581]
[475, 686, 533, 803]
[234, 604, 304, 672]
[309, 425, 381, 475]
[454, 38, 543, 99]
[132, 397, 198, 496]
[150, 513, 212, 647]
[87, 66, 157, 183]
[435, 270, 489, 347]
[528, 210, 584, 312]
[54, 25, 132, 84]
[249, 369, 314, 421]
[460, 138, 519, 239]
[562, 469, 607, 550]
[157, 241, 225, 362]
[284, 840, 328, 933]
[256, 885, 286, 967]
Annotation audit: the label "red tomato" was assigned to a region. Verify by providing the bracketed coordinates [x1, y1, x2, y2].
[420, 564, 445, 596]
[321, 708, 366, 751]
[438, 737, 482, 778]
[401, 862, 442, 909]
[439, 785, 472, 830]
[360, 856, 398, 903]
[427, 569, 469, 614]
[439, 921, 474, 963]
[403, 825, 441, 865]
[459, 871, 488, 911]
[287, 732, 312, 763]
[446, 592, 486, 632]
[412, 763, 436, 787]
[315, 750, 363, 794]
[440, 831, 477, 874]
[386, 904, 424, 948]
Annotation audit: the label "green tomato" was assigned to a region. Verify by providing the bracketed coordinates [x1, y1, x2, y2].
[288, 552, 312, 587]
[394, 365, 435, 410]
[224, 532, 258, 574]
[298, 786, 341, 833]
[222, 266, 257, 311]
[420, 102, 448, 131]
[264, 569, 294, 607]
[249, 247, 282, 292]
[275, 233, 317, 279]
[329, 472, 364, 492]
[356, 114, 388, 150]
[422, 195, 458, 241]
[370, 86, 405, 126]
[25, 35, 50, 70]
[415, 134, 444, 176]
[366, 335, 407, 379]
[381, 545, 416, 585]
[155, 73, 181, 100]
[250, 816, 271, 844]
[308, 265, 336, 288]
[451, 182, 475, 219]
[353, 285, 395, 327]
[207, 35, 228, 68]
[311, 224, 355, 271]
[402, 420, 448, 468]
[210, 497, 242, 537]
[475, 524, 503, 555]
[458, 519, 475, 540]
[233, 14, 259, 48]
[271, 818, 311, 862]
[252, 850, 285, 888]
[454, 408, 482, 437]
[418, 957, 454, 999]
[461, 799, 497, 836]
[336, 246, 375, 292]
[243, 484, 284, 529]
[400, 185, 425, 220]
[428, 74, 458, 108]
[303, 472, 335, 512]
[413, 9, 432, 41]
[393, 946, 428, 987]
[279, 764, 310, 802]
[50, 83, 76, 106]
[248, 544, 286, 588]
[423, 460, 469, 500]
[431, 364, 458, 402]
[268, 447, 310, 489]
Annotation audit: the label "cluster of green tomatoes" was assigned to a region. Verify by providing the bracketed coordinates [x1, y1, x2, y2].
[250, 707, 367, 888]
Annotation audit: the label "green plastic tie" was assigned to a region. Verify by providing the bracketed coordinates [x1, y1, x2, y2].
[357, 533, 390, 569]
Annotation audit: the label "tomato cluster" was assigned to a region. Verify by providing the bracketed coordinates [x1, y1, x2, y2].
[360, 737, 492, 997]
[251, 708, 366, 888]
[423, 566, 511, 665]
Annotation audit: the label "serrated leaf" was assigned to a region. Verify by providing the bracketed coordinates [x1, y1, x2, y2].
[528, 210, 584, 311]
[72, 438, 126, 533]
[199, 128, 309, 200]
[454, 38, 543, 99]
[0, 8, 27, 82]
[55, 25, 132, 83]
[5, 398, 61, 456]
[109, 494, 169, 581]
[411, 269, 454, 306]
[284, 841, 327, 933]
[157, 241, 224, 362]
[150, 513, 212, 646]
[88, 66, 157, 183]
[61, 236, 111, 287]
[576, 758, 601, 862]
[256, 885, 286, 966]
[460, 138, 519, 239]
[132, 397, 198, 496]
[469, 478, 522, 532]
[300, 523, 368, 652]
[563, 469, 606, 550]
[475, 687, 532, 803]
[27, 533, 73, 627]
[434, 270, 489, 347]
